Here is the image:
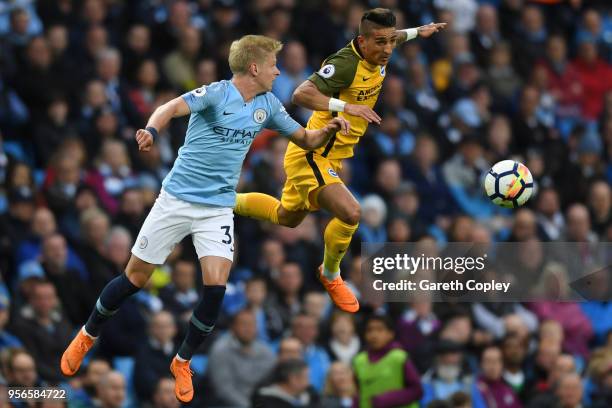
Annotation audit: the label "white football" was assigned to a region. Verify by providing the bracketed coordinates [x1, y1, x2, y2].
[484, 160, 534, 208]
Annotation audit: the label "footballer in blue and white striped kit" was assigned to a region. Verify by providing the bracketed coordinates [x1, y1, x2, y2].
[61, 35, 350, 403]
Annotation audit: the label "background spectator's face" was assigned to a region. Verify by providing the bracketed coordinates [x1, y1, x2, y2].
[169, 1, 190, 29]
[56, 156, 81, 185]
[10, 353, 37, 387]
[283, 42, 306, 75]
[387, 217, 410, 242]
[547, 36, 567, 63]
[304, 292, 327, 321]
[331, 314, 355, 344]
[450, 217, 474, 242]
[490, 45, 511, 67]
[84, 360, 111, 390]
[288, 367, 310, 394]
[47, 25, 68, 55]
[583, 10, 601, 34]
[11, 10, 30, 35]
[364, 320, 394, 351]
[262, 240, 285, 270]
[97, 52, 121, 81]
[278, 338, 303, 361]
[172, 261, 195, 292]
[196, 59, 218, 85]
[31, 283, 58, 318]
[278, 263, 302, 295]
[382, 76, 404, 109]
[48, 99, 69, 124]
[436, 352, 462, 382]
[232, 311, 257, 345]
[120, 189, 145, 217]
[150, 311, 177, 345]
[440, 316, 472, 345]
[97, 372, 126, 408]
[550, 355, 576, 384]
[476, 5, 497, 34]
[32, 208, 57, 238]
[481, 348, 503, 380]
[153, 378, 180, 408]
[375, 160, 401, 194]
[556, 374, 583, 407]
[86, 26, 108, 56]
[9, 163, 32, 189]
[246, 279, 266, 306]
[578, 41, 597, 64]
[589, 181, 610, 217]
[292, 315, 318, 346]
[522, 6, 543, 33]
[536, 339, 562, 372]
[42, 234, 68, 269]
[537, 189, 560, 217]
[566, 205, 591, 241]
[414, 137, 438, 168]
[179, 27, 201, 58]
[520, 87, 540, 117]
[101, 141, 129, 172]
[106, 230, 132, 267]
[0, 307, 8, 329]
[85, 80, 108, 108]
[328, 362, 354, 395]
[512, 209, 536, 241]
[503, 337, 527, 367]
[137, 60, 159, 88]
[83, 0, 106, 25]
[127, 25, 150, 54]
[84, 213, 110, 248]
[27, 37, 52, 69]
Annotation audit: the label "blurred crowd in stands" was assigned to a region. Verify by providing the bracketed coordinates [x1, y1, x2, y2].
[0, 0, 611, 407]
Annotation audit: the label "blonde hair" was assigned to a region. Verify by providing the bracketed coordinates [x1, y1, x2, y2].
[228, 35, 282, 74]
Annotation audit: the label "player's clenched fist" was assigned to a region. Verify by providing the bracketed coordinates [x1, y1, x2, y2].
[328, 117, 351, 135]
[344, 104, 382, 125]
[135, 128, 154, 151]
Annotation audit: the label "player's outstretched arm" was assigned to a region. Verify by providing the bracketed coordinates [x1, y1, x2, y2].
[289, 117, 350, 150]
[292, 81, 381, 124]
[135, 97, 191, 152]
[396, 22, 447, 43]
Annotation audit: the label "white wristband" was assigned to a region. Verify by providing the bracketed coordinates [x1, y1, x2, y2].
[401, 28, 419, 42]
[328, 98, 346, 112]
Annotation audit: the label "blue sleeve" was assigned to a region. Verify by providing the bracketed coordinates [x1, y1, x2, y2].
[181, 82, 224, 113]
[265, 94, 302, 137]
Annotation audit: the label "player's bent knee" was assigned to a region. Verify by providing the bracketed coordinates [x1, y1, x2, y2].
[125, 255, 156, 288]
[277, 208, 306, 228]
[340, 205, 361, 225]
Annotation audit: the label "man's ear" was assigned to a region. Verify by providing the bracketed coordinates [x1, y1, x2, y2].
[357, 34, 366, 48]
[249, 62, 258, 76]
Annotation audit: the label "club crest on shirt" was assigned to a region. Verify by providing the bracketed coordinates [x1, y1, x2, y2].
[380, 66, 386, 76]
[139, 236, 148, 249]
[253, 109, 267, 124]
[328, 168, 339, 178]
[319, 64, 335, 78]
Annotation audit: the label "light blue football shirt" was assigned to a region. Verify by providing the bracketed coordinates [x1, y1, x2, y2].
[162, 80, 301, 207]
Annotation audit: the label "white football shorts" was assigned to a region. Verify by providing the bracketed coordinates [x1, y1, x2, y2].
[131, 189, 234, 264]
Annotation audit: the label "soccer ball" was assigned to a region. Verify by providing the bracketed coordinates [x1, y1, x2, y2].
[484, 160, 534, 208]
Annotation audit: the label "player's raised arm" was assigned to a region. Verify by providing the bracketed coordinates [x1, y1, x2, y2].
[289, 117, 350, 150]
[292, 80, 381, 125]
[395, 22, 447, 43]
[135, 96, 191, 152]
